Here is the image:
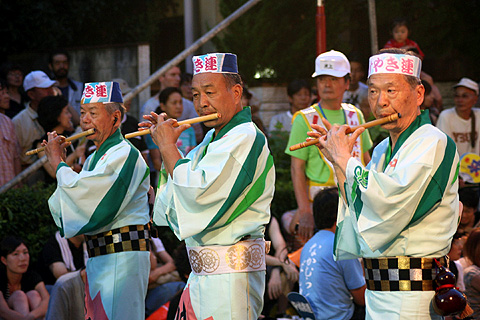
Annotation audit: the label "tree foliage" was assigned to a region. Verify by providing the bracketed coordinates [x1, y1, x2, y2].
[1, 0, 178, 62]
[216, 0, 480, 83]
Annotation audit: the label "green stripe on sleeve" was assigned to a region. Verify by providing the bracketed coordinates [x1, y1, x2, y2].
[410, 136, 456, 225]
[225, 154, 274, 225]
[78, 147, 139, 234]
[206, 129, 266, 228]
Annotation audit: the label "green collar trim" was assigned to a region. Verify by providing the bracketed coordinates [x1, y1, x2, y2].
[384, 110, 430, 170]
[89, 129, 124, 170]
[212, 107, 252, 142]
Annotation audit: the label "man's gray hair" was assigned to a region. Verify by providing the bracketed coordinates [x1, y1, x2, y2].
[222, 73, 243, 89]
[104, 102, 126, 119]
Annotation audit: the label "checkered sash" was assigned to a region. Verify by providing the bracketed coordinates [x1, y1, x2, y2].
[363, 256, 446, 291]
[85, 225, 150, 258]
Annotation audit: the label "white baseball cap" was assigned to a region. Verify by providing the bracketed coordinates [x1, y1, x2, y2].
[312, 50, 350, 78]
[454, 77, 479, 96]
[23, 71, 58, 91]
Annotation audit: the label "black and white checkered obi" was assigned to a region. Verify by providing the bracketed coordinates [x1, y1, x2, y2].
[85, 225, 150, 258]
[363, 256, 446, 291]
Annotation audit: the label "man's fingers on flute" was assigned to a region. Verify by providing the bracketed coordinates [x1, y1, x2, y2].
[311, 123, 327, 135]
[321, 117, 332, 130]
[350, 127, 365, 141]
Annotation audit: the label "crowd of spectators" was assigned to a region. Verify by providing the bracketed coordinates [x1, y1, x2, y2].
[1, 17, 480, 319]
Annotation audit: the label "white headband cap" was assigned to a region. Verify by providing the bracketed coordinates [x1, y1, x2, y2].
[368, 53, 422, 79]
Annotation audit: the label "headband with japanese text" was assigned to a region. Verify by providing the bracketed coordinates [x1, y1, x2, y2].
[81, 82, 124, 105]
[368, 54, 422, 79]
[192, 53, 238, 75]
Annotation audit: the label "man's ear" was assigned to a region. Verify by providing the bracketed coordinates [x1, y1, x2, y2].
[233, 84, 243, 105]
[48, 63, 53, 71]
[26, 89, 35, 101]
[1, 256, 6, 266]
[416, 84, 426, 108]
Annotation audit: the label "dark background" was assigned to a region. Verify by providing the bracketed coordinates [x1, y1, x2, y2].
[2, 0, 479, 83]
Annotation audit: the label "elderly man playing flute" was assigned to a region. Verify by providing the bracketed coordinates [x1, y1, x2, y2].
[44, 81, 150, 320]
[144, 53, 275, 320]
[311, 48, 460, 319]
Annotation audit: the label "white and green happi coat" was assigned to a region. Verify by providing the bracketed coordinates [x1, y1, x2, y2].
[334, 111, 460, 319]
[48, 129, 150, 320]
[154, 107, 275, 320]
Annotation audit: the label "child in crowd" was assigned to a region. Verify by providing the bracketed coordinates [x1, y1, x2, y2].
[384, 19, 424, 59]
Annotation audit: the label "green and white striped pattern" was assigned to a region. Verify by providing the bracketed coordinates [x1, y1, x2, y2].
[154, 107, 275, 246]
[334, 111, 460, 261]
[48, 129, 150, 238]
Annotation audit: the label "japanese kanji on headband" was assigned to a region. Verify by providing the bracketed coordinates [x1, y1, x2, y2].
[368, 54, 422, 79]
[81, 82, 124, 104]
[192, 53, 238, 75]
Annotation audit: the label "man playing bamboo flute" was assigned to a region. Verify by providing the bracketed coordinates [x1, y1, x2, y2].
[44, 81, 150, 320]
[147, 53, 275, 320]
[311, 48, 459, 319]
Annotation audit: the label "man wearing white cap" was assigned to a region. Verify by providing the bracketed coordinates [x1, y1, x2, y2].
[437, 77, 480, 157]
[312, 48, 460, 319]
[45, 81, 150, 320]
[285, 50, 372, 240]
[148, 53, 274, 319]
[13, 70, 57, 166]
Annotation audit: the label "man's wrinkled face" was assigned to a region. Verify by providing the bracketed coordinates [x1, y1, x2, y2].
[80, 102, 118, 147]
[368, 73, 424, 137]
[192, 73, 241, 134]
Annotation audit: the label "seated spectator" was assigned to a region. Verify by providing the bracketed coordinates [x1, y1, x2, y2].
[0, 236, 49, 319]
[269, 79, 311, 134]
[35, 95, 86, 183]
[145, 237, 185, 318]
[45, 268, 85, 320]
[448, 232, 466, 292]
[0, 79, 22, 187]
[38, 232, 87, 288]
[300, 188, 366, 320]
[1, 63, 27, 119]
[146, 87, 197, 173]
[437, 78, 480, 157]
[458, 187, 480, 235]
[263, 216, 299, 318]
[463, 228, 480, 319]
[280, 209, 308, 259]
[165, 243, 190, 320]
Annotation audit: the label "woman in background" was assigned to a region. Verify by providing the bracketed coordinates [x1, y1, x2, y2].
[0, 236, 49, 320]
